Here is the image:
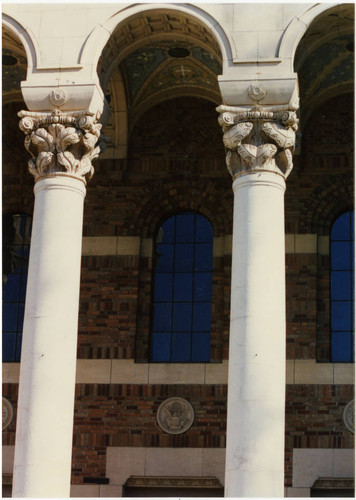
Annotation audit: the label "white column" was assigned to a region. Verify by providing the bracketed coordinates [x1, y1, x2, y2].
[12, 175, 86, 498]
[225, 171, 286, 497]
[216, 105, 298, 497]
[12, 109, 104, 498]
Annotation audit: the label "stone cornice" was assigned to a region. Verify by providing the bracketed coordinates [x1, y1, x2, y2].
[124, 475, 223, 488]
[18, 109, 108, 183]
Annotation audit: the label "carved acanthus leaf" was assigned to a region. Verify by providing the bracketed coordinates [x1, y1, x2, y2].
[57, 151, 79, 172]
[31, 128, 55, 153]
[18, 110, 106, 182]
[36, 151, 55, 173]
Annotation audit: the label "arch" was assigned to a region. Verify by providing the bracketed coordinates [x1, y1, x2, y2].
[104, 66, 128, 157]
[278, 3, 339, 71]
[300, 85, 354, 132]
[80, 3, 233, 82]
[298, 176, 354, 236]
[126, 177, 232, 239]
[2, 14, 39, 74]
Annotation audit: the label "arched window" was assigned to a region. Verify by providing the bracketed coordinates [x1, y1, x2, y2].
[2, 214, 32, 362]
[330, 211, 354, 362]
[151, 212, 213, 362]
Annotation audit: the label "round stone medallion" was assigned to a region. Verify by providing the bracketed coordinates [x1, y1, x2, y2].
[2, 398, 14, 430]
[248, 83, 267, 101]
[157, 397, 194, 435]
[343, 399, 354, 433]
[49, 88, 67, 107]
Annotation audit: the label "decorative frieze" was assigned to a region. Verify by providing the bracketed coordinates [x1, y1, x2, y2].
[18, 109, 107, 182]
[217, 104, 298, 180]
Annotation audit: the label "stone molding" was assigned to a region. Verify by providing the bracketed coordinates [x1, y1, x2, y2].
[3, 360, 354, 385]
[217, 104, 298, 180]
[81, 234, 328, 258]
[312, 477, 354, 490]
[18, 109, 107, 183]
[124, 475, 222, 488]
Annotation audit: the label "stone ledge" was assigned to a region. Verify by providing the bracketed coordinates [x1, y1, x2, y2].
[124, 475, 223, 488]
[3, 360, 353, 385]
[81, 234, 328, 257]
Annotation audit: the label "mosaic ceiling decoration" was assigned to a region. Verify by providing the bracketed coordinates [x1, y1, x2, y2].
[295, 4, 354, 123]
[298, 34, 354, 101]
[98, 10, 222, 92]
[121, 45, 222, 103]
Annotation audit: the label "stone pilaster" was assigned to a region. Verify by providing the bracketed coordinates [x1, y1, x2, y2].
[218, 103, 298, 497]
[12, 109, 105, 498]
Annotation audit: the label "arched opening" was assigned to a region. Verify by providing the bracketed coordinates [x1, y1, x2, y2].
[288, 4, 354, 364]
[294, 4, 354, 130]
[150, 211, 214, 363]
[2, 23, 27, 105]
[97, 8, 223, 159]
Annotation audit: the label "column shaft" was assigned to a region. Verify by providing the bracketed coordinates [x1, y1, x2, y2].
[12, 175, 86, 498]
[225, 171, 286, 497]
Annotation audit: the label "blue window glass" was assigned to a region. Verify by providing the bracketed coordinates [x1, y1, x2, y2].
[151, 212, 213, 362]
[2, 214, 32, 362]
[175, 244, 194, 271]
[330, 211, 354, 362]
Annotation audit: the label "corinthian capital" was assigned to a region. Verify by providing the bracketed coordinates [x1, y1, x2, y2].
[18, 109, 107, 182]
[216, 104, 298, 180]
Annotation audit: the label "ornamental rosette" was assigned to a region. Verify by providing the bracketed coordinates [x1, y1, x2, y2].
[18, 109, 107, 182]
[217, 104, 299, 180]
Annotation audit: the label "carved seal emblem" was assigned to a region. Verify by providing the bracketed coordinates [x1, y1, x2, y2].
[248, 83, 267, 101]
[343, 400, 354, 433]
[2, 398, 14, 430]
[157, 397, 194, 434]
[49, 88, 67, 107]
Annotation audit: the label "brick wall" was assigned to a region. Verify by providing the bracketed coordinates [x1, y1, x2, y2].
[78, 255, 140, 359]
[286, 254, 317, 360]
[285, 384, 354, 486]
[71, 383, 227, 483]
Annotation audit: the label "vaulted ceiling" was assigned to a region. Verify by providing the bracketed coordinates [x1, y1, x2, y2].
[294, 4, 354, 128]
[2, 25, 27, 103]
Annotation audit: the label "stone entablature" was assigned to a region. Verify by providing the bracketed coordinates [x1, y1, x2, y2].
[18, 109, 107, 183]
